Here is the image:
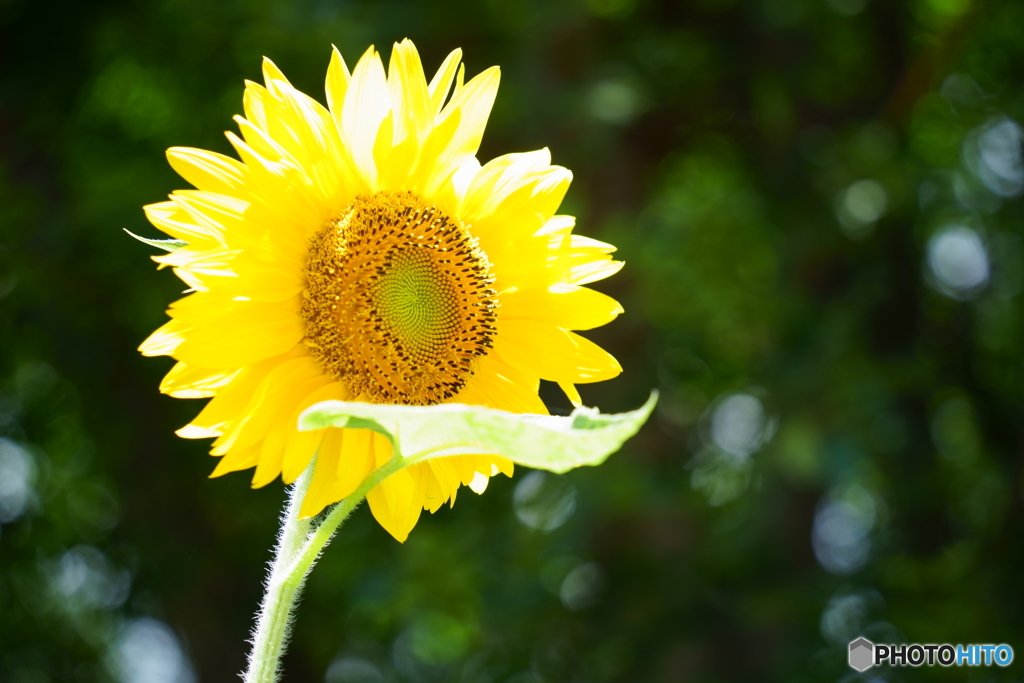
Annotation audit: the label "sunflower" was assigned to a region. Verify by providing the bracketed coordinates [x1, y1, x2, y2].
[140, 40, 623, 541]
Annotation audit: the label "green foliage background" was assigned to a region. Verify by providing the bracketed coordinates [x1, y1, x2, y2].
[2, 0, 1024, 681]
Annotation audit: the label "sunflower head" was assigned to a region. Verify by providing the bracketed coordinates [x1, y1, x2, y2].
[140, 39, 624, 541]
[302, 190, 497, 405]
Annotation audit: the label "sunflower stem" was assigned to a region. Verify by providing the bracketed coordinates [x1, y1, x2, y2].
[243, 464, 314, 683]
[243, 454, 408, 683]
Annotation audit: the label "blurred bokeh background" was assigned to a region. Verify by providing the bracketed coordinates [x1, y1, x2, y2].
[2, 0, 1024, 681]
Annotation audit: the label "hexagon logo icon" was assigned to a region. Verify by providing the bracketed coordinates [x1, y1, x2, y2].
[849, 637, 874, 672]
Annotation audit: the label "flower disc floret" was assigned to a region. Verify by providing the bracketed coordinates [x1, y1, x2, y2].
[302, 191, 497, 405]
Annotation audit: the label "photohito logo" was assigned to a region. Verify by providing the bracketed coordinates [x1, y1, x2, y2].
[848, 638, 1014, 671]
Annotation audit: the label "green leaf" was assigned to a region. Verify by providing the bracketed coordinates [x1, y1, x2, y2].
[298, 392, 657, 473]
[124, 229, 187, 252]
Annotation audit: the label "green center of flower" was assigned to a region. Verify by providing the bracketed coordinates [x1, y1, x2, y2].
[301, 191, 497, 405]
[371, 247, 460, 361]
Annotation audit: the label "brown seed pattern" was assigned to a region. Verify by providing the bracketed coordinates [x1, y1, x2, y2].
[301, 191, 498, 405]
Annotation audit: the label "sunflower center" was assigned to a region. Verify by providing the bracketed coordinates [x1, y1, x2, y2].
[372, 248, 458, 355]
[301, 191, 497, 405]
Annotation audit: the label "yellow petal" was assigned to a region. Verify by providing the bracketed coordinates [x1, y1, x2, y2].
[224, 130, 324, 250]
[469, 166, 572, 256]
[159, 362, 240, 399]
[251, 375, 334, 488]
[498, 284, 623, 331]
[466, 356, 548, 414]
[451, 454, 480, 486]
[143, 201, 223, 248]
[375, 119, 420, 190]
[140, 319, 190, 357]
[487, 455, 515, 477]
[257, 63, 349, 212]
[342, 46, 390, 186]
[253, 421, 288, 488]
[299, 427, 345, 518]
[405, 107, 461, 195]
[209, 354, 322, 453]
[427, 48, 463, 115]
[325, 48, 373, 201]
[281, 381, 348, 484]
[423, 65, 500, 196]
[537, 214, 576, 237]
[558, 381, 582, 408]
[328, 428, 376, 503]
[493, 233, 622, 289]
[234, 112, 303, 169]
[174, 299, 303, 369]
[171, 191, 251, 245]
[153, 248, 240, 285]
[228, 251, 305, 302]
[495, 319, 622, 384]
[243, 78, 269, 130]
[425, 458, 461, 512]
[454, 62, 465, 93]
[166, 147, 249, 196]
[459, 149, 552, 223]
[261, 56, 293, 93]
[367, 479, 419, 542]
[179, 349, 297, 438]
[210, 442, 262, 478]
[388, 39, 431, 145]
[366, 439, 426, 542]
[325, 45, 351, 121]
[566, 258, 625, 286]
[166, 292, 240, 324]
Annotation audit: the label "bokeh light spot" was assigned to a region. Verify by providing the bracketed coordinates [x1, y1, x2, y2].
[408, 612, 472, 665]
[513, 472, 577, 531]
[691, 450, 754, 506]
[0, 438, 34, 524]
[48, 545, 131, 612]
[820, 594, 868, 645]
[812, 484, 880, 575]
[964, 118, 1024, 197]
[941, 73, 985, 111]
[589, 79, 640, 125]
[926, 226, 989, 300]
[109, 618, 196, 683]
[709, 393, 768, 457]
[836, 179, 888, 239]
[560, 562, 605, 611]
[325, 657, 384, 683]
